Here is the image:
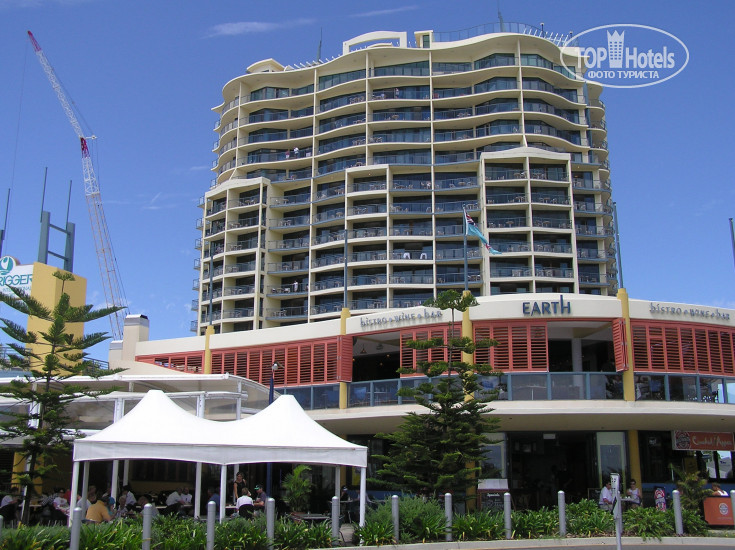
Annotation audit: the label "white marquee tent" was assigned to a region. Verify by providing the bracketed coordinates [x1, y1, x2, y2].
[71, 390, 368, 523]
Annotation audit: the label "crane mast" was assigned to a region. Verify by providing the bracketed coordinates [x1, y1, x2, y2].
[27, 31, 127, 340]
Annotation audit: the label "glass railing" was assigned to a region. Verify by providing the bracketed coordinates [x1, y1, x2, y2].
[525, 124, 580, 144]
[313, 210, 345, 223]
[532, 218, 572, 229]
[268, 284, 308, 295]
[434, 108, 473, 120]
[270, 215, 310, 229]
[437, 272, 481, 284]
[488, 217, 527, 228]
[270, 194, 311, 207]
[312, 230, 346, 245]
[349, 299, 388, 310]
[434, 87, 472, 99]
[350, 227, 387, 239]
[577, 248, 606, 259]
[319, 114, 367, 133]
[575, 226, 614, 237]
[350, 251, 388, 262]
[493, 241, 531, 253]
[579, 273, 609, 284]
[391, 225, 432, 237]
[370, 132, 431, 143]
[435, 224, 463, 237]
[373, 153, 431, 165]
[224, 262, 256, 274]
[535, 243, 572, 254]
[350, 181, 386, 193]
[392, 251, 433, 260]
[348, 204, 387, 216]
[318, 135, 365, 154]
[531, 194, 570, 205]
[318, 157, 366, 175]
[529, 169, 569, 181]
[390, 274, 433, 284]
[372, 110, 430, 122]
[392, 179, 432, 191]
[312, 255, 345, 268]
[574, 202, 613, 214]
[487, 193, 527, 204]
[535, 267, 574, 278]
[349, 275, 387, 286]
[370, 90, 430, 100]
[572, 178, 610, 191]
[267, 260, 309, 272]
[634, 374, 734, 404]
[436, 248, 481, 260]
[320, 94, 366, 112]
[228, 238, 259, 252]
[314, 187, 345, 201]
[435, 177, 477, 190]
[312, 278, 343, 291]
[435, 201, 479, 213]
[434, 129, 474, 142]
[266, 306, 308, 318]
[435, 151, 476, 164]
[391, 203, 433, 214]
[486, 169, 526, 181]
[491, 267, 532, 277]
[311, 303, 344, 315]
[524, 101, 579, 123]
[221, 308, 255, 320]
[223, 285, 255, 296]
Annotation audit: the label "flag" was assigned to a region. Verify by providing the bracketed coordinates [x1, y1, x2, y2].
[464, 209, 501, 255]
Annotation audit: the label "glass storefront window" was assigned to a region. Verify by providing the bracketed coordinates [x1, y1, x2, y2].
[597, 432, 626, 486]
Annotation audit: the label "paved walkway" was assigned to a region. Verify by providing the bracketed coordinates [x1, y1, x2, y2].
[328, 535, 735, 549]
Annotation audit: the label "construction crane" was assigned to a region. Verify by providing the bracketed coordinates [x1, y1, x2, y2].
[27, 31, 127, 340]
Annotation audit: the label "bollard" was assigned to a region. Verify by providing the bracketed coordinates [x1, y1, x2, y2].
[331, 496, 340, 542]
[0, 514, 3, 535]
[206, 501, 216, 550]
[444, 492, 452, 542]
[391, 495, 399, 543]
[672, 489, 683, 535]
[69, 507, 83, 550]
[266, 497, 276, 550]
[142, 503, 154, 550]
[558, 490, 566, 536]
[504, 492, 512, 539]
[731, 491, 735, 529]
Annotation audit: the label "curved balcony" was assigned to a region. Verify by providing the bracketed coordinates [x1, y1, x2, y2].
[493, 241, 531, 253]
[435, 201, 480, 213]
[224, 262, 257, 275]
[535, 267, 574, 278]
[266, 306, 307, 320]
[267, 284, 308, 297]
[347, 204, 387, 216]
[350, 251, 388, 263]
[391, 179, 432, 191]
[348, 299, 387, 310]
[312, 230, 346, 245]
[312, 278, 343, 291]
[391, 251, 433, 260]
[268, 237, 310, 251]
[349, 180, 387, 193]
[575, 226, 614, 237]
[485, 168, 526, 181]
[574, 202, 613, 214]
[220, 308, 255, 321]
[389, 274, 433, 285]
[223, 285, 255, 296]
[270, 193, 311, 207]
[311, 255, 345, 268]
[269, 215, 310, 229]
[267, 260, 309, 273]
[312, 210, 345, 224]
[390, 226, 432, 237]
[579, 273, 610, 285]
[310, 303, 344, 315]
[437, 272, 481, 284]
[435, 177, 477, 190]
[350, 227, 387, 239]
[435, 151, 477, 164]
[348, 275, 387, 286]
[390, 202, 433, 214]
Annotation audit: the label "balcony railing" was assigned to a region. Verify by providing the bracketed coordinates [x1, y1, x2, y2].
[312, 230, 346, 245]
[491, 267, 532, 277]
[435, 201, 480, 213]
[348, 275, 387, 286]
[575, 226, 614, 237]
[349, 300, 387, 310]
[314, 187, 345, 201]
[269, 237, 310, 250]
[535, 267, 574, 278]
[270, 215, 310, 229]
[532, 218, 571, 229]
[349, 181, 387, 193]
[574, 202, 613, 214]
[350, 227, 387, 239]
[577, 248, 607, 259]
[493, 241, 531, 253]
[435, 177, 477, 190]
[319, 114, 367, 133]
[487, 193, 527, 204]
[391, 203, 433, 214]
[270, 194, 311, 207]
[392, 251, 433, 260]
[268, 260, 309, 272]
[437, 272, 481, 284]
[223, 285, 255, 296]
[313, 210, 345, 223]
[221, 308, 255, 320]
[372, 111, 430, 122]
[312, 255, 345, 268]
[391, 226, 432, 237]
[486, 169, 526, 181]
[534, 243, 572, 254]
[312, 278, 343, 291]
[266, 306, 307, 319]
[488, 217, 527, 228]
[347, 204, 387, 216]
[572, 178, 611, 191]
[350, 251, 388, 262]
[392, 179, 432, 191]
[531, 194, 570, 205]
[579, 273, 609, 284]
[268, 284, 308, 295]
[389, 274, 433, 284]
[436, 248, 481, 260]
[310, 303, 344, 315]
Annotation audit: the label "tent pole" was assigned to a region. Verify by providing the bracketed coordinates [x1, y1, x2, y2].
[81, 462, 90, 515]
[359, 466, 366, 527]
[194, 463, 202, 519]
[110, 460, 119, 502]
[219, 466, 227, 523]
[123, 460, 130, 485]
[334, 467, 340, 499]
[69, 460, 80, 527]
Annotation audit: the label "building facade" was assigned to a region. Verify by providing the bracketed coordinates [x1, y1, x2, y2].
[196, 25, 614, 335]
[124, 292, 735, 509]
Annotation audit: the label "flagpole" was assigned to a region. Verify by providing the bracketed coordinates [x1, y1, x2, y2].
[463, 208, 469, 292]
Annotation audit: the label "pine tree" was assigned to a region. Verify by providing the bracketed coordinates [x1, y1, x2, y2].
[373, 290, 500, 499]
[0, 271, 123, 523]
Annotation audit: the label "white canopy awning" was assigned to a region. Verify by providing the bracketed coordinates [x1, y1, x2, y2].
[73, 390, 367, 467]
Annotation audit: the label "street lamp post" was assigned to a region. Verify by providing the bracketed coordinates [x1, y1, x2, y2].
[266, 362, 279, 498]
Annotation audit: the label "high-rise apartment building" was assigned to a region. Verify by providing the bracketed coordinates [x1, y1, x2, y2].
[196, 24, 614, 335]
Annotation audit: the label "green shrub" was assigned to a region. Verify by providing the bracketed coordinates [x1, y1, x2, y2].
[367, 496, 445, 543]
[676, 508, 709, 537]
[452, 510, 504, 541]
[353, 519, 394, 546]
[0, 525, 69, 550]
[511, 507, 558, 539]
[214, 517, 268, 550]
[622, 506, 674, 540]
[78, 521, 141, 550]
[566, 499, 614, 536]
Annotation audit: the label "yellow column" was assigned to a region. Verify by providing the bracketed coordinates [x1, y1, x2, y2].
[340, 308, 351, 409]
[203, 325, 215, 374]
[27, 263, 87, 366]
[461, 292, 477, 510]
[617, 288, 642, 485]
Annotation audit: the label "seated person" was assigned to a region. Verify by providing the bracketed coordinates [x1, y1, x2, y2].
[711, 482, 728, 496]
[86, 495, 112, 523]
[599, 479, 613, 511]
[204, 487, 220, 515]
[0, 487, 20, 524]
[626, 480, 641, 508]
[253, 485, 267, 510]
[180, 487, 193, 506]
[236, 487, 254, 518]
[137, 494, 159, 517]
[164, 487, 183, 515]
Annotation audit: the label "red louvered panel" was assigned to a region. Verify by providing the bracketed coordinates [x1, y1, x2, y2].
[473, 325, 492, 365]
[721, 332, 734, 375]
[235, 352, 247, 376]
[261, 349, 274, 386]
[299, 346, 311, 384]
[414, 330, 429, 366]
[631, 325, 649, 370]
[222, 352, 236, 375]
[511, 325, 529, 370]
[211, 353, 223, 374]
[271, 348, 285, 385]
[529, 324, 548, 370]
[649, 326, 665, 371]
[400, 332, 414, 371]
[248, 350, 262, 384]
[313, 343, 326, 383]
[286, 347, 299, 384]
[187, 355, 202, 374]
[708, 330, 722, 374]
[680, 328, 695, 372]
[694, 329, 709, 371]
[428, 328, 447, 363]
[664, 328, 681, 372]
[491, 326, 510, 370]
[612, 318, 627, 372]
[337, 336, 353, 381]
[326, 341, 339, 381]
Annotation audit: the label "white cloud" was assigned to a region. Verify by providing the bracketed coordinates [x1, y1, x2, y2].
[350, 6, 418, 18]
[206, 18, 315, 38]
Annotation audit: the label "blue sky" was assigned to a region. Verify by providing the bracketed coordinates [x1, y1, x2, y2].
[1, 0, 734, 358]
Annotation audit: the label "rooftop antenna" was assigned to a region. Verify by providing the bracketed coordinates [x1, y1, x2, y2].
[317, 27, 322, 62]
[0, 189, 10, 258]
[729, 217, 735, 274]
[497, 1, 505, 32]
